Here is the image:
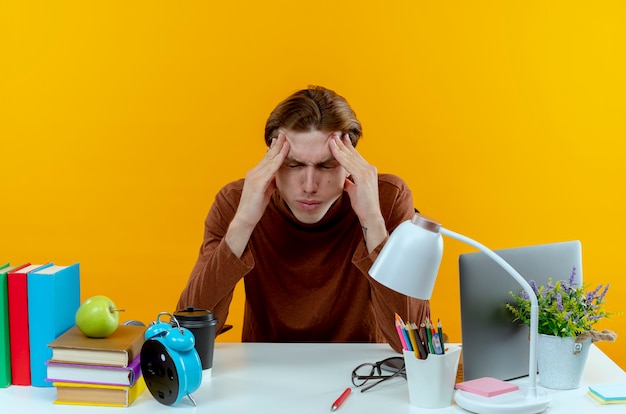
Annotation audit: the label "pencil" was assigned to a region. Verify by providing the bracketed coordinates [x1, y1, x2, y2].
[420, 322, 430, 357]
[410, 323, 428, 359]
[406, 326, 421, 359]
[425, 319, 435, 354]
[437, 319, 445, 354]
[331, 388, 351, 411]
[394, 313, 409, 351]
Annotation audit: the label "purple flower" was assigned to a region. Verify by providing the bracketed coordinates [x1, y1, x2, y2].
[598, 284, 610, 303]
[530, 280, 538, 294]
[568, 267, 577, 286]
[507, 271, 612, 338]
[590, 284, 602, 298]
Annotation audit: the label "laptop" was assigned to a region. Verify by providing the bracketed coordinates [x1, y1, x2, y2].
[458, 240, 583, 381]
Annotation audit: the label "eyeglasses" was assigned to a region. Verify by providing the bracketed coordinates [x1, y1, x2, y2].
[351, 356, 406, 392]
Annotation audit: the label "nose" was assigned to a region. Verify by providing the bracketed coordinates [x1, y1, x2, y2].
[302, 166, 318, 193]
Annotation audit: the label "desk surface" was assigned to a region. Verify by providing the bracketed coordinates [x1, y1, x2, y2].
[3, 342, 625, 413]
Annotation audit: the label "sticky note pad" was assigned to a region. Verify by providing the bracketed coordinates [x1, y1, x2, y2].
[455, 377, 519, 397]
[588, 384, 626, 401]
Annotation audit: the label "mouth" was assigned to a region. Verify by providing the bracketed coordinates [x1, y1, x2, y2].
[296, 199, 321, 211]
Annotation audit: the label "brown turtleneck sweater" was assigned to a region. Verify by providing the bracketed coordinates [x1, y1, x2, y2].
[177, 173, 429, 352]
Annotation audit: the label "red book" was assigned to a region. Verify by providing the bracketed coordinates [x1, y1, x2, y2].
[7, 263, 52, 385]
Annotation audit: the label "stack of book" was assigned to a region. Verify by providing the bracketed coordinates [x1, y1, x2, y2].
[587, 384, 626, 405]
[46, 324, 147, 407]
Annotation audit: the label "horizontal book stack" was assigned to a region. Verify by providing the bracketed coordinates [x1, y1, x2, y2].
[1, 262, 80, 387]
[47, 325, 147, 407]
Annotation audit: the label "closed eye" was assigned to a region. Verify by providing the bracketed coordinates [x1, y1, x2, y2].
[283, 159, 339, 170]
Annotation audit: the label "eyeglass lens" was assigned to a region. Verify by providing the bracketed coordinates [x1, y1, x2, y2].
[351, 357, 405, 392]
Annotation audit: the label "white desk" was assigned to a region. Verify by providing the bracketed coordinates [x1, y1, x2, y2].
[3, 342, 625, 413]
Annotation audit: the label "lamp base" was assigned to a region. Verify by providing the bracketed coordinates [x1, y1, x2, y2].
[455, 385, 551, 414]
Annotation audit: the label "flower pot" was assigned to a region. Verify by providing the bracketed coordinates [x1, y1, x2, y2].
[537, 333, 591, 389]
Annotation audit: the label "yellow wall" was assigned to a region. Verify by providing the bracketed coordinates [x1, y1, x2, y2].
[2, 1, 624, 369]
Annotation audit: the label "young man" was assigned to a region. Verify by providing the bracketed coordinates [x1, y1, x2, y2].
[177, 86, 429, 352]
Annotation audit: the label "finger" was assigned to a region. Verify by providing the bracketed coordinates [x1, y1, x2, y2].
[266, 133, 287, 159]
[264, 140, 289, 178]
[332, 133, 364, 171]
[275, 133, 289, 158]
[329, 135, 353, 173]
[332, 133, 358, 156]
[330, 133, 347, 156]
[342, 133, 353, 147]
[343, 176, 356, 194]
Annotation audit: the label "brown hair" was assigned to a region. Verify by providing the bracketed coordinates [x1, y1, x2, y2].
[264, 86, 362, 147]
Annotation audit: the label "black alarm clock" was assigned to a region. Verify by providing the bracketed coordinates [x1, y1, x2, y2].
[140, 312, 202, 406]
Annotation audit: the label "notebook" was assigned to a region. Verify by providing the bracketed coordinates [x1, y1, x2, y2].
[458, 240, 583, 381]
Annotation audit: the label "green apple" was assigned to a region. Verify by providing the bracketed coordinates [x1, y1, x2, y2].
[75, 295, 122, 338]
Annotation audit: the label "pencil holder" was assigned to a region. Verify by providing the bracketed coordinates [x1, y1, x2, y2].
[403, 345, 462, 409]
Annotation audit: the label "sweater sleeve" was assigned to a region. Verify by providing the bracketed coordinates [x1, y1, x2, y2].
[177, 181, 253, 336]
[352, 175, 431, 353]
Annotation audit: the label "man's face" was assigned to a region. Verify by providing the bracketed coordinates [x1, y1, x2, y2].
[275, 129, 348, 224]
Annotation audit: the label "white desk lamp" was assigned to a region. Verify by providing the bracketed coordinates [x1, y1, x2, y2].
[369, 213, 551, 414]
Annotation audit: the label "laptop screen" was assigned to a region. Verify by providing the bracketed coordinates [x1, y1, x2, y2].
[458, 240, 583, 381]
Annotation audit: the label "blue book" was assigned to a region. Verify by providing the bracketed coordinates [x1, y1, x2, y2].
[27, 263, 80, 387]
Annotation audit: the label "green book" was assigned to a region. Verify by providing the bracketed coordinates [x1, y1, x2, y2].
[1, 263, 16, 387]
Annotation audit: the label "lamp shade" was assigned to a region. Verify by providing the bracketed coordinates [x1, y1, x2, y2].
[369, 214, 443, 300]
